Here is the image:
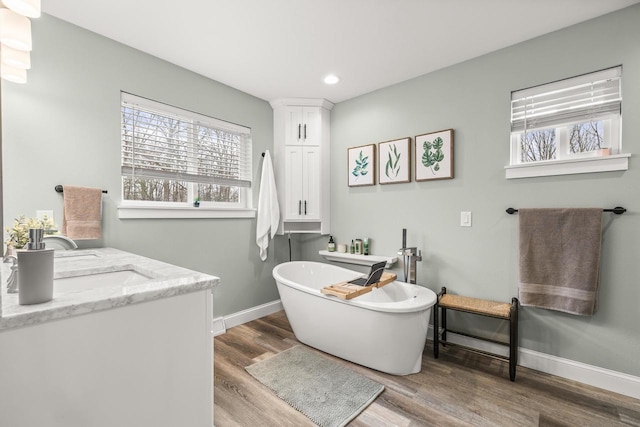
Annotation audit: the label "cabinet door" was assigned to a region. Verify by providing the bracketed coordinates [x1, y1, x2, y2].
[283, 146, 320, 220]
[284, 146, 304, 220]
[284, 107, 303, 146]
[301, 107, 320, 146]
[284, 107, 320, 146]
[302, 146, 321, 219]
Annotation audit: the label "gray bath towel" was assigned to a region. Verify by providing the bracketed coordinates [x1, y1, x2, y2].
[518, 208, 603, 316]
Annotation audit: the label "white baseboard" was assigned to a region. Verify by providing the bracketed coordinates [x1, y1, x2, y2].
[428, 326, 640, 400]
[211, 300, 283, 336]
[211, 317, 226, 337]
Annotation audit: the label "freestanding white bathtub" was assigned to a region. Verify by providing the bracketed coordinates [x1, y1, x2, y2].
[272, 261, 437, 375]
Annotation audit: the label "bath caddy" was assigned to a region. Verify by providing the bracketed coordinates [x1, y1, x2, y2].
[321, 272, 397, 300]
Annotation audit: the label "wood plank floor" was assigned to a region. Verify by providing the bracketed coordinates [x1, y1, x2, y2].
[214, 311, 640, 426]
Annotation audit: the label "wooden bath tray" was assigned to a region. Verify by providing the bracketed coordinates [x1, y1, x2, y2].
[321, 272, 397, 300]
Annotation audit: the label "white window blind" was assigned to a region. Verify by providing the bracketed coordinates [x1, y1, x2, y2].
[121, 92, 252, 201]
[511, 66, 621, 133]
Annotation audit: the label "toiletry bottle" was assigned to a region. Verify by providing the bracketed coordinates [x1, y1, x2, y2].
[355, 239, 363, 255]
[328, 235, 336, 252]
[350, 240, 355, 254]
[363, 238, 369, 255]
[17, 228, 54, 305]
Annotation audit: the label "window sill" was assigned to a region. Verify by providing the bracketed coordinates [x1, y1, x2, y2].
[505, 153, 630, 179]
[118, 205, 256, 219]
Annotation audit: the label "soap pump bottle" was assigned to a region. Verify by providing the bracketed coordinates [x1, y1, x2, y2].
[17, 228, 54, 305]
[328, 235, 336, 252]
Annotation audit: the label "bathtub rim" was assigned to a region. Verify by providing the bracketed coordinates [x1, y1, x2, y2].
[273, 261, 437, 314]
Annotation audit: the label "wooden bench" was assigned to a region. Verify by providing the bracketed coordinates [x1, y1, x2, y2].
[433, 286, 519, 381]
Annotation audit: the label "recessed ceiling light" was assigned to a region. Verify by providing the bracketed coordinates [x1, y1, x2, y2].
[323, 74, 340, 85]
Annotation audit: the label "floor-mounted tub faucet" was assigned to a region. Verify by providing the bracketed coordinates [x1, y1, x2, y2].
[398, 228, 422, 284]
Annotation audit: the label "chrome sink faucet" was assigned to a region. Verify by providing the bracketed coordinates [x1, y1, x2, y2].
[4, 255, 19, 293]
[398, 228, 422, 284]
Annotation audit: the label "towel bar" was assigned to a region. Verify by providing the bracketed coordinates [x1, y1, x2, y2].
[506, 207, 625, 215]
[55, 185, 107, 194]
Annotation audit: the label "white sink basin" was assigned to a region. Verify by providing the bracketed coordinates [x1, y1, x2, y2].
[54, 268, 155, 294]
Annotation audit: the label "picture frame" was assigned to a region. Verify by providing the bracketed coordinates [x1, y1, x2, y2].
[415, 129, 454, 181]
[348, 144, 376, 187]
[378, 137, 411, 184]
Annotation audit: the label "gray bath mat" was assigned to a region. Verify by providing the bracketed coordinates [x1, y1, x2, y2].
[245, 345, 384, 427]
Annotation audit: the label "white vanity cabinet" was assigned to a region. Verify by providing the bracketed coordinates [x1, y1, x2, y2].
[0, 248, 218, 427]
[271, 99, 333, 234]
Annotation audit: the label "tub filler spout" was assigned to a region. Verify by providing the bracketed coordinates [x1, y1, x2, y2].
[398, 228, 422, 284]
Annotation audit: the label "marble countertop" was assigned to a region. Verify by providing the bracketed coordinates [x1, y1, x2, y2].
[0, 247, 220, 331]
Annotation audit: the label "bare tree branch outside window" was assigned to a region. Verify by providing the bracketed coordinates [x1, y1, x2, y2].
[520, 128, 556, 162]
[121, 104, 242, 203]
[569, 120, 604, 153]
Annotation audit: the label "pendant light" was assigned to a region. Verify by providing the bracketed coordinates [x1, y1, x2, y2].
[1, 0, 40, 18]
[1, 44, 30, 68]
[0, 7, 32, 51]
[0, 0, 40, 83]
[1, 63, 26, 83]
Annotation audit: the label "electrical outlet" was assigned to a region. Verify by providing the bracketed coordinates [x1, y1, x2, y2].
[460, 211, 472, 227]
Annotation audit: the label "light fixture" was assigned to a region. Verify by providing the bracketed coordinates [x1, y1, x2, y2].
[1, 63, 27, 83]
[1, 44, 30, 68]
[0, 8, 32, 51]
[1, 0, 40, 18]
[323, 74, 340, 85]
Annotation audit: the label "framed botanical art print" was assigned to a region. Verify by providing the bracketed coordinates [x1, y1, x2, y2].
[378, 137, 411, 184]
[348, 144, 376, 187]
[415, 129, 454, 181]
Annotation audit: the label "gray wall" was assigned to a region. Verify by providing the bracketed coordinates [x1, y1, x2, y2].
[304, 5, 640, 376]
[2, 14, 289, 317]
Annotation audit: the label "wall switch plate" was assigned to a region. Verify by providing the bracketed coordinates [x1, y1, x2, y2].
[460, 211, 472, 227]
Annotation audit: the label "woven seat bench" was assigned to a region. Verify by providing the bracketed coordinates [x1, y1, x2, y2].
[433, 286, 519, 381]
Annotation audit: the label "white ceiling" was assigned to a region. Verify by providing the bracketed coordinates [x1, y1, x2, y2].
[42, 0, 639, 104]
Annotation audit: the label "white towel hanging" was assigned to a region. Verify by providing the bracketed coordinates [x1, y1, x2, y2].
[256, 150, 280, 261]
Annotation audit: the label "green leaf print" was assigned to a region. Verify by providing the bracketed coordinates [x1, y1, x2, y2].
[422, 136, 445, 175]
[385, 144, 402, 179]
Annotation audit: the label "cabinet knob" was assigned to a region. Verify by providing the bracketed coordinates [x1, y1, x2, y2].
[304, 200, 307, 215]
[298, 124, 301, 140]
[304, 124, 307, 140]
[299, 200, 302, 215]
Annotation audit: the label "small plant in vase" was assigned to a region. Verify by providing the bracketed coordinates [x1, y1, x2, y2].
[5, 214, 58, 255]
[193, 196, 200, 207]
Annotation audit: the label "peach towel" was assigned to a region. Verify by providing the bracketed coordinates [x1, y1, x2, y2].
[62, 185, 103, 240]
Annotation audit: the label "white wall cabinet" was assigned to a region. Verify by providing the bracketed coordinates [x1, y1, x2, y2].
[284, 106, 320, 146]
[271, 99, 333, 234]
[283, 145, 321, 220]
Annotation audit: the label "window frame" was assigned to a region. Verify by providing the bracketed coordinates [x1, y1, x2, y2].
[118, 93, 255, 219]
[506, 66, 629, 179]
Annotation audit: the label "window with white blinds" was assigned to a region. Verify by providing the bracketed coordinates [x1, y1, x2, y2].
[509, 66, 622, 171]
[120, 92, 252, 209]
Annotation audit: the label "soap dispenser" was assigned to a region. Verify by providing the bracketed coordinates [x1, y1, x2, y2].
[328, 235, 336, 252]
[17, 228, 54, 305]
